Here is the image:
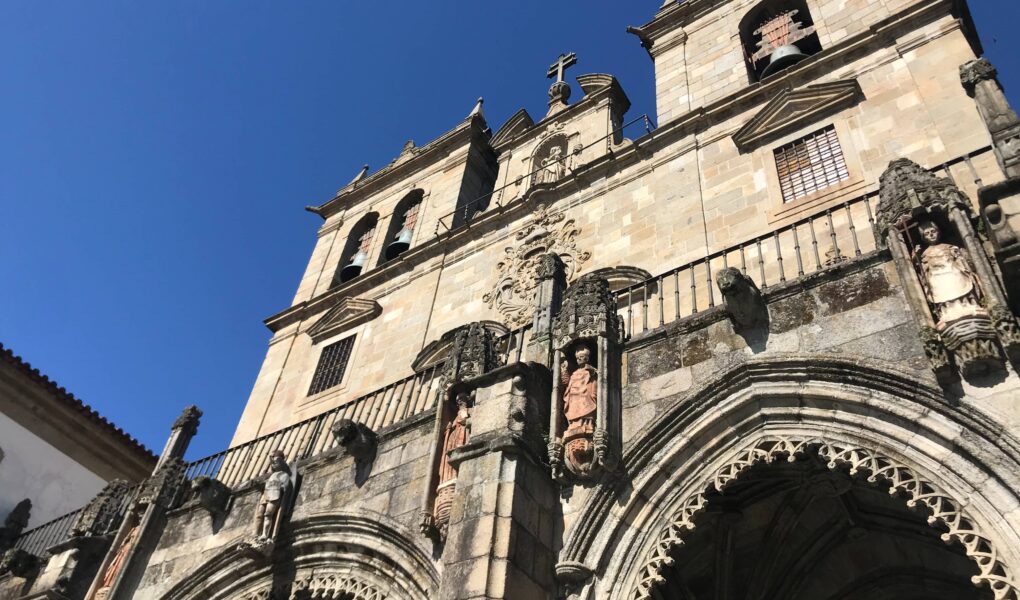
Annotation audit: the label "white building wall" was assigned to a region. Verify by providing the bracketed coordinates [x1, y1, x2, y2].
[0, 411, 106, 529]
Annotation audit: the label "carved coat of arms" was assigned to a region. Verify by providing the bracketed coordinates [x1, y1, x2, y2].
[484, 204, 591, 327]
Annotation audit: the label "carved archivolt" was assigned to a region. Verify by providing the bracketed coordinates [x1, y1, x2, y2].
[630, 436, 1020, 600]
[484, 204, 591, 327]
[291, 573, 385, 599]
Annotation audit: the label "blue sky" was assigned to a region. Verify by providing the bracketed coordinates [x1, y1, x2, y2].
[2, 1, 1019, 461]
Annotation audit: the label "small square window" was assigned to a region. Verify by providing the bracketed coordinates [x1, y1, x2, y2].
[774, 126, 850, 203]
[308, 336, 355, 396]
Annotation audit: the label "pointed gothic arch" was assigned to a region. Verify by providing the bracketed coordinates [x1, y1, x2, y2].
[158, 512, 437, 600]
[557, 355, 1020, 600]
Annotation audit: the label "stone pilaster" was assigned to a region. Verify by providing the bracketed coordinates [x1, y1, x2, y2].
[83, 406, 201, 600]
[961, 58, 1020, 308]
[526, 253, 567, 367]
[438, 364, 556, 600]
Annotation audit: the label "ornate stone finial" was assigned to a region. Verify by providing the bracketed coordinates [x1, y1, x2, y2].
[547, 52, 577, 107]
[468, 97, 484, 119]
[172, 405, 202, 435]
[716, 268, 768, 332]
[70, 480, 131, 538]
[347, 164, 370, 188]
[961, 58, 998, 94]
[135, 459, 188, 511]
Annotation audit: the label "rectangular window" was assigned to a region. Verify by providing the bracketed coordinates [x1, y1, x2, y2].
[308, 336, 355, 396]
[774, 126, 850, 203]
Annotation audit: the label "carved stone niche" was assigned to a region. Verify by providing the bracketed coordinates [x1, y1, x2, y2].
[70, 480, 132, 538]
[549, 274, 622, 483]
[876, 159, 1020, 381]
[419, 322, 499, 542]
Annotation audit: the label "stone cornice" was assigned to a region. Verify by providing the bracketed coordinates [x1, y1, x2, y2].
[266, 0, 965, 333]
[312, 115, 491, 220]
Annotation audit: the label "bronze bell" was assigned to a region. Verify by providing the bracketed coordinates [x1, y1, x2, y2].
[761, 43, 810, 78]
[339, 250, 368, 283]
[384, 227, 413, 261]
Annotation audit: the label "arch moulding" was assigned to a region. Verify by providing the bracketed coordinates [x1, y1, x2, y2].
[159, 511, 437, 600]
[558, 355, 1020, 600]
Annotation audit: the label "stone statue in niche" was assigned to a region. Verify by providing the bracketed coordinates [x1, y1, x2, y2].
[875, 158, 1020, 382]
[916, 220, 986, 325]
[95, 524, 139, 597]
[236, 450, 295, 558]
[550, 274, 622, 482]
[560, 344, 598, 476]
[431, 392, 471, 540]
[536, 145, 566, 185]
[254, 450, 292, 541]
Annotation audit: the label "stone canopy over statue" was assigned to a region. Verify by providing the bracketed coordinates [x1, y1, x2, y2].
[549, 274, 622, 482]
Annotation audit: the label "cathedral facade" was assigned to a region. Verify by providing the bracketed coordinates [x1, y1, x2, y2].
[6, 0, 1020, 598]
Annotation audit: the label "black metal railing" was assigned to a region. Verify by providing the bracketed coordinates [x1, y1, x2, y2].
[435, 114, 657, 233]
[495, 323, 532, 365]
[185, 363, 446, 488]
[12, 483, 139, 559]
[615, 193, 879, 338]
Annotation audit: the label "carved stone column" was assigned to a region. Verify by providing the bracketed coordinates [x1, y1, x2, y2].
[876, 159, 1020, 382]
[526, 253, 567, 367]
[420, 323, 499, 541]
[549, 274, 622, 483]
[436, 364, 555, 600]
[83, 406, 201, 600]
[961, 58, 1020, 310]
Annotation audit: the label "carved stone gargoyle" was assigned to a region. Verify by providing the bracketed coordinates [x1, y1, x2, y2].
[0, 548, 39, 579]
[331, 419, 377, 484]
[420, 322, 498, 542]
[549, 274, 622, 483]
[187, 477, 230, 516]
[716, 267, 768, 332]
[876, 158, 1020, 381]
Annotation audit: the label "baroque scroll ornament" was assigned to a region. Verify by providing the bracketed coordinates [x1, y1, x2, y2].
[484, 204, 591, 327]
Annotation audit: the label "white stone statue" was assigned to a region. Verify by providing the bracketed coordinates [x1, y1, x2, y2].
[254, 450, 292, 541]
[916, 220, 986, 327]
[536, 145, 566, 185]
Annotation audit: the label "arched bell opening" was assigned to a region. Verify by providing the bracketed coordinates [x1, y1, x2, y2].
[650, 451, 993, 600]
[739, 0, 823, 83]
[333, 213, 379, 286]
[379, 189, 424, 266]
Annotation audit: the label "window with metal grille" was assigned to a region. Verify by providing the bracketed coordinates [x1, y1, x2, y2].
[402, 201, 420, 232]
[774, 126, 850, 203]
[357, 226, 375, 254]
[308, 336, 355, 395]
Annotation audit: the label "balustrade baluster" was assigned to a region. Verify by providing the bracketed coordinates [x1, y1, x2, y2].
[773, 231, 786, 283]
[690, 266, 698, 314]
[673, 270, 680, 319]
[863, 193, 878, 239]
[756, 238, 767, 289]
[705, 257, 715, 307]
[826, 209, 841, 262]
[808, 218, 822, 270]
[845, 202, 862, 256]
[627, 290, 634, 338]
[740, 244, 748, 275]
[792, 224, 805, 276]
[642, 283, 649, 332]
[658, 275, 665, 326]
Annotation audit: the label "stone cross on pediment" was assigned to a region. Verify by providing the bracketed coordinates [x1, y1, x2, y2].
[547, 52, 578, 84]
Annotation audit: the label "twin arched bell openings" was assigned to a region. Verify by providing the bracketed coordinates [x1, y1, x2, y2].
[332, 190, 425, 286]
[740, 0, 823, 83]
